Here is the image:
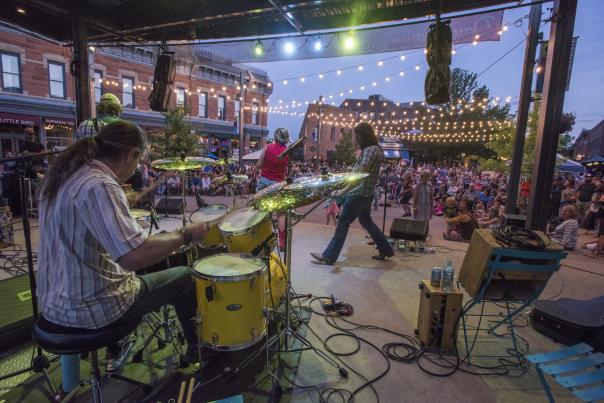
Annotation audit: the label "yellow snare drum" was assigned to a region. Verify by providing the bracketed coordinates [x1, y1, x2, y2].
[192, 254, 267, 350]
[219, 207, 275, 254]
[267, 252, 288, 309]
[190, 204, 228, 247]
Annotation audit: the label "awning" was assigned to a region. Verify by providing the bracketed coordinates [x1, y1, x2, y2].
[242, 149, 263, 161]
[556, 154, 585, 173]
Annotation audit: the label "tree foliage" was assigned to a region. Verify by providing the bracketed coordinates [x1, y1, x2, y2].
[149, 107, 200, 157]
[334, 131, 357, 165]
[411, 68, 511, 164]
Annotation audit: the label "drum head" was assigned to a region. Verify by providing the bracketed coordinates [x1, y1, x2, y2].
[193, 253, 265, 280]
[191, 204, 229, 223]
[219, 207, 267, 233]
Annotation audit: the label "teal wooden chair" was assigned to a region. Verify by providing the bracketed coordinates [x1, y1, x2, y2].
[526, 343, 604, 402]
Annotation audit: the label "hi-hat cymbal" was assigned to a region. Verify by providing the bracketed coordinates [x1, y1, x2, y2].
[130, 209, 151, 219]
[151, 156, 215, 171]
[212, 174, 248, 186]
[250, 172, 369, 212]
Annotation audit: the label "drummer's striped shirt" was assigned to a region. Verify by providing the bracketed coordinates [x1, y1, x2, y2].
[37, 160, 146, 329]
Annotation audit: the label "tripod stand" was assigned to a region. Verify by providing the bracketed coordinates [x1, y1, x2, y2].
[0, 153, 59, 397]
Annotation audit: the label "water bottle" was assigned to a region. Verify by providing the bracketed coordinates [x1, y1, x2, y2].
[442, 260, 454, 292]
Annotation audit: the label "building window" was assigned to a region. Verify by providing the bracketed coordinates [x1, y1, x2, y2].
[0, 52, 21, 93]
[331, 126, 336, 142]
[234, 99, 241, 126]
[198, 92, 207, 117]
[252, 102, 259, 125]
[218, 96, 226, 120]
[48, 61, 66, 99]
[176, 87, 186, 109]
[122, 76, 135, 108]
[94, 70, 103, 103]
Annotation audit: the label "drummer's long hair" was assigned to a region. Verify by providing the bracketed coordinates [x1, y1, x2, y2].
[354, 122, 379, 150]
[40, 120, 146, 203]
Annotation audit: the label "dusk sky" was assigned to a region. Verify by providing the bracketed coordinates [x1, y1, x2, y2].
[248, 0, 604, 141]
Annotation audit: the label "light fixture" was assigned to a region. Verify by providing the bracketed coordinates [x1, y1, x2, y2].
[474, 34, 480, 40]
[253, 41, 264, 56]
[400, 55, 405, 60]
[313, 38, 323, 51]
[472, 40, 478, 46]
[343, 34, 356, 50]
[88, 46, 95, 52]
[452, 49, 457, 55]
[318, 73, 324, 79]
[336, 70, 342, 75]
[358, 65, 363, 71]
[415, 65, 420, 70]
[399, 71, 404, 76]
[283, 41, 295, 55]
[502, 25, 509, 31]
[378, 60, 383, 66]
[283, 80, 288, 85]
[16, 7, 26, 14]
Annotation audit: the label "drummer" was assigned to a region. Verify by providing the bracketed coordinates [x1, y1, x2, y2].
[36, 121, 208, 364]
[255, 128, 290, 250]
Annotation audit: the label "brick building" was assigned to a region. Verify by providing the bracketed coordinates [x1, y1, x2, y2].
[573, 120, 604, 162]
[0, 26, 271, 158]
[300, 94, 414, 161]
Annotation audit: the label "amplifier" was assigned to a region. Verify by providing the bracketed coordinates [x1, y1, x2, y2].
[0, 275, 34, 351]
[155, 198, 184, 215]
[415, 280, 463, 352]
[390, 218, 428, 241]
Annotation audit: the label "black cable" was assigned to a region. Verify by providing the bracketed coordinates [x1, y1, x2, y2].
[561, 263, 604, 278]
[490, 225, 550, 249]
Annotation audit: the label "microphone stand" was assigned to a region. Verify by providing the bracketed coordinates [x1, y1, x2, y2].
[381, 159, 400, 234]
[0, 155, 58, 398]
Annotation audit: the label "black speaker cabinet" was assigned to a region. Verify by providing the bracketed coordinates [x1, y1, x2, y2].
[149, 52, 176, 111]
[155, 198, 183, 215]
[390, 218, 428, 241]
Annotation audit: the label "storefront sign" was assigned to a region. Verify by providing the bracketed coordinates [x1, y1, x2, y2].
[45, 117, 75, 126]
[0, 112, 40, 126]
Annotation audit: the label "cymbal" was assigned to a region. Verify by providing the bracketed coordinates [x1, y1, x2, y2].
[250, 172, 369, 212]
[151, 156, 215, 171]
[212, 158, 237, 166]
[130, 209, 151, 219]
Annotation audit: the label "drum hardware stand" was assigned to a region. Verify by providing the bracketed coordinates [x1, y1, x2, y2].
[0, 153, 60, 399]
[280, 206, 349, 377]
[381, 159, 399, 234]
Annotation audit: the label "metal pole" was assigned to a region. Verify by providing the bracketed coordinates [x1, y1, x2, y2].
[505, 3, 541, 214]
[317, 95, 323, 170]
[526, 0, 578, 230]
[284, 210, 293, 349]
[72, 15, 92, 125]
[239, 72, 245, 167]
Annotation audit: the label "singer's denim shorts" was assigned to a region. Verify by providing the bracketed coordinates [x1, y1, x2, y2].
[256, 176, 277, 192]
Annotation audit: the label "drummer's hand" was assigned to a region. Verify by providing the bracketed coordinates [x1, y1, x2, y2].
[185, 222, 207, 244]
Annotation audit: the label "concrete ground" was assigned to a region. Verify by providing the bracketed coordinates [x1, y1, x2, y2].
[2, 194, 603, 402]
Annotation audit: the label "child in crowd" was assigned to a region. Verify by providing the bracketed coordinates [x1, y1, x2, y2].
[474, 202, 485, 219]
[325, 197, 340, 225]
[443, 196, 459, 238]
[433, 195, 444, 216]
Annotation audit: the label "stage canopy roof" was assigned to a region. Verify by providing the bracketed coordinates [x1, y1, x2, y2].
[2, 0, 522, 44]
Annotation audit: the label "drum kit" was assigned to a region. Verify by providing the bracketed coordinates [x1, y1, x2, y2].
[143, 154, 368, 376]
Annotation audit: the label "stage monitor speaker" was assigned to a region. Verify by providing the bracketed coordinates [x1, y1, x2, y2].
[459, 229, 562, 300]
[155, 198, 183, 215]
[503, 213, 527, 228]
[0, 275, 34, 352]
[531, 296, 604, 353]
[390, 218, 428, 241]
[148, 52, 176, 112]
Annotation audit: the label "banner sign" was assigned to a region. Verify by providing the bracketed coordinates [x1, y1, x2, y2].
[0, 112, 40, 126]
[196, 11, 503, 63]
[45, 117, 75, 126]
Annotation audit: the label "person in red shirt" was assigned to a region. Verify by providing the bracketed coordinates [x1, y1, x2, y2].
[255, 128, 290, 249]
[255, 128, 289, 189]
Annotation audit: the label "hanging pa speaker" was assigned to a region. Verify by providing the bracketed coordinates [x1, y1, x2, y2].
[425, 20, 452, 105]
[149, 52, 176, 112]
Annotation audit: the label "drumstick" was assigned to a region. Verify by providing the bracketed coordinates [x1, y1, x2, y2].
[176, 380, 186, 403]
[185, 377, 195, 403]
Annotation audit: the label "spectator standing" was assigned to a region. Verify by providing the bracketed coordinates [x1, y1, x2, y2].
[576, 174, 596, 222]
[413, 170, 434, 235]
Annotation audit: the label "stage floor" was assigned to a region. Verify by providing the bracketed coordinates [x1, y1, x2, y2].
[1, 194, 602, 402]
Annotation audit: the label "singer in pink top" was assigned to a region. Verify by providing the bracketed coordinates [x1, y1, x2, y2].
[255, 128, 290, 249]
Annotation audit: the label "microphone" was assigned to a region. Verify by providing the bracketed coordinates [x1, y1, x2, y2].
[251, 233, 277, 257]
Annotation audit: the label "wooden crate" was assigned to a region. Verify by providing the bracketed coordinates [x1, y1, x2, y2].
[459, 229, 563, 299]
[416, 280, 463, 352]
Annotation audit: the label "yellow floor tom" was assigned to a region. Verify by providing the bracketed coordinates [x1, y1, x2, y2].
[219, 207, 274, 255]
[192, 253, 267, 350]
